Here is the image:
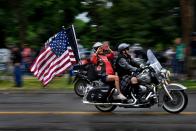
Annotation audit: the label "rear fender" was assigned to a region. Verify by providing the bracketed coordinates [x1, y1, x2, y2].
[73, 76, 86, 83]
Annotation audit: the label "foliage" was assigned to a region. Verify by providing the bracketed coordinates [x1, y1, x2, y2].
[0, 0, 82, 48]
[0, 0, 182, 51]
[79, 0, 181, 50]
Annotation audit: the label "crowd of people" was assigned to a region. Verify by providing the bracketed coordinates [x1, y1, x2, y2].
[0, 44, 38, 87]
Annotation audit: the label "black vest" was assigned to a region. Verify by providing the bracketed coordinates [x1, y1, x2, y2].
[115, 54, 132, 78]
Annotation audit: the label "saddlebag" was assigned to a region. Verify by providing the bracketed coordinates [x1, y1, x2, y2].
[86, 87, 109, 103]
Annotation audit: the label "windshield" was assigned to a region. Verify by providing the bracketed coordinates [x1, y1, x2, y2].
[147, 49, 162, 73]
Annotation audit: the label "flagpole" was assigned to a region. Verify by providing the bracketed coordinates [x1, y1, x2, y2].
[71, 24, 81, 62]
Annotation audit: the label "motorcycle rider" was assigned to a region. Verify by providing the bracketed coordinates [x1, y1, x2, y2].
[91, 42, 127, 100]
[116, 43, 144, 96]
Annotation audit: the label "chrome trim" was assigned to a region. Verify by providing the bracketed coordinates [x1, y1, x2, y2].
[83, 100, 139, 106]
[163, 84, 173, 100]
[130, 92, 137, 105]
[145, 92, 152, 101]
[169, 83, 187, 90]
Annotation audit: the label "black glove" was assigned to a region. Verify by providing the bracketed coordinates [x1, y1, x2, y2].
[136, 68, 142, 72]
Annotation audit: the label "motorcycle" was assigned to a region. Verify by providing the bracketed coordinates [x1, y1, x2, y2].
[82, 49, 188, 113]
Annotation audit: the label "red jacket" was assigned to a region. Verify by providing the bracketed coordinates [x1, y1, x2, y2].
[91, 52, 114, 75]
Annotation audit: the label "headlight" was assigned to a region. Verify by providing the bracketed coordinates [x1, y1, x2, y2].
[161, 69, 170, 79]
[161, 69, 167, 73]
[160, 69, 166, 76]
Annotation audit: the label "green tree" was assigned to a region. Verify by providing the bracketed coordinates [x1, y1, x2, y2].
[81, 0, 180, 50]
[0, 0, 82, 48]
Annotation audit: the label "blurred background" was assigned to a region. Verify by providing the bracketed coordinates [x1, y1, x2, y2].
[0, 0, 195, 89]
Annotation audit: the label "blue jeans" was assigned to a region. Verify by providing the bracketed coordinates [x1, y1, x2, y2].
[14, 65, 23, 87]
[176, 60, 184, 74]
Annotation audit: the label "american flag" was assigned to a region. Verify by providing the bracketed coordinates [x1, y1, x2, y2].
[30, 26, 79, 86]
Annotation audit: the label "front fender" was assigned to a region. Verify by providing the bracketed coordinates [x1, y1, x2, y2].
[167, 83, 187, 90]
[158, 83, 187, 107]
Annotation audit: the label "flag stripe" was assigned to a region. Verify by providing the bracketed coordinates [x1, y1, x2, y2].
[68, 49, 76, 63]
[40, 53, 71, 83]
[43, 55, 70, 82]
[42, 51, 71, 81]
[30, 49, 46, 72]
[39, 52, 70, 81]
[31, 48, 51, 72]
[34, 51, 55, 76]
[43, 58, 71, 84]
[44, 60, 72, 85]
[35, 54, 56, 77]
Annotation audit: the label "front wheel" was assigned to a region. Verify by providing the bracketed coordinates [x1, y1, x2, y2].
[95, 105, 117, 112]
[162, 90, 188, 113]
[74, 80, 87, 97]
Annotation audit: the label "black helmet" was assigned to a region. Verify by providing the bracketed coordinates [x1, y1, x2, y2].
[118, 43, 130, 52]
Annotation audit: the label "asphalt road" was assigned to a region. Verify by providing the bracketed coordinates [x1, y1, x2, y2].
[0, 90, 195, 131]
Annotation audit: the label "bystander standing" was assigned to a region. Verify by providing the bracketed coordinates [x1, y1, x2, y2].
[0, 47, 11, 80]
[11, 46, 23, 87]
[174, 38, 186, 80]
[22, 44, 32, 75]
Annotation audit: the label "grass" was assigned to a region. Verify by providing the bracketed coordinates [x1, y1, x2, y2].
[0, 75, 74, 91]
[0, 75, 195, 91]
[181, 80, 196, 89]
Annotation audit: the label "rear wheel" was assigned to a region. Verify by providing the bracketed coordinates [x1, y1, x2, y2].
[162, 90, 188, 113]
[95, 105, 117, 112]
[74, 80, 87, 97]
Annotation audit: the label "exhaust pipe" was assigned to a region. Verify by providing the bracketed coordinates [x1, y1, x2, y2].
[83, 100, 138, 106]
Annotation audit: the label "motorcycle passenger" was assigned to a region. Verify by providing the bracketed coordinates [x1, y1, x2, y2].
[91, 42, 127, 100]
[116, 43, 143, 95]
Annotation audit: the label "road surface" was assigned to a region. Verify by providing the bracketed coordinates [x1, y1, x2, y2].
[0, 90, 195, 131]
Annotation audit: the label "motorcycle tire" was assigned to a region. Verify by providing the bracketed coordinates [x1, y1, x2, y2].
[95, 105, 117, 112]
[162, 90, 188, 113]
[74, 80, 88, 97]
